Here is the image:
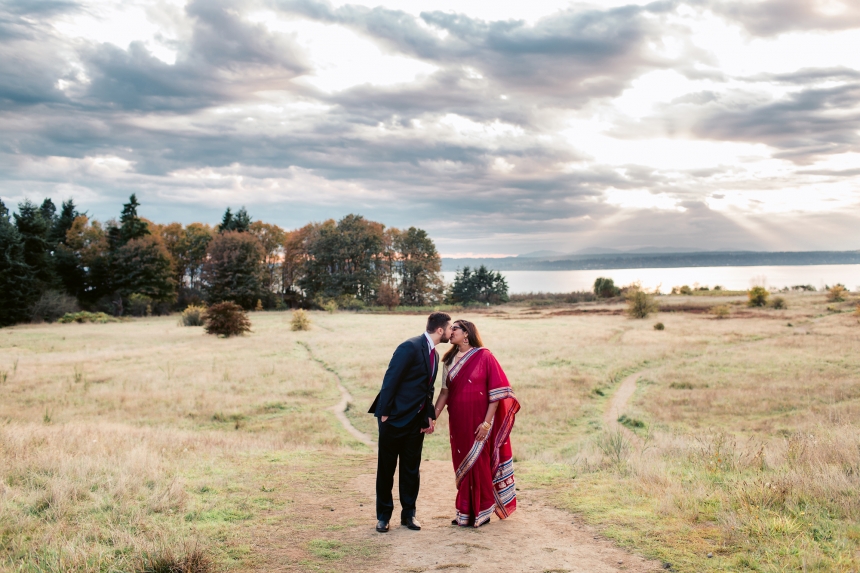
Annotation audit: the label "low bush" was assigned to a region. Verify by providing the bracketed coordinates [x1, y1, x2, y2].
[254, 299, 264, 311]
[30, 290, 80, 323]
[139, 547, 213, 573]
[180, 304, 206, 327]
[617, 414, 645, 429]
[58, 311, 118, 324]
[671, 285, 693, 295]
[291, 309, 311, 331]
[322, 300, 338, 314]
[711, 305, 730, 319]
[770, 296, 787, 309]
[748, 286, 769, 307]
[827, 284, 847, 302]
[626, 287, 658, 319]
[653, 322, 665, 330]
[203, 302, 251, 337]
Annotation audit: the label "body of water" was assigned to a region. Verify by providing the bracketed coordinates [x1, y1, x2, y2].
[442, 264, 860, 294]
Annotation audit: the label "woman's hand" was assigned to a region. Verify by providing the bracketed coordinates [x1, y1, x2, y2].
[475, 422, 490, 441]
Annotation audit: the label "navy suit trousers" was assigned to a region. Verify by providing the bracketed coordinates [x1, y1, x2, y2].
[375, 412, 426, 521]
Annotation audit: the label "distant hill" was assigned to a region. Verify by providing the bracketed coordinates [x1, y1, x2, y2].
[442, 250, 860, 272]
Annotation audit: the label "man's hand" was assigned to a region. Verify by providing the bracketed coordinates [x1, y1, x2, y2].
[421, 418, 435, 434]
[381, 416, 388, 422]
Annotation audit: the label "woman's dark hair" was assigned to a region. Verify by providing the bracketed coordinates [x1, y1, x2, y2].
[443, 320, 484, 365]
[426, 311, 452, 333]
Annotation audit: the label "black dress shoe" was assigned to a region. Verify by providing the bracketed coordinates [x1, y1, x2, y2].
[401, 516, 421, 530]
[376, 520, 390, 533]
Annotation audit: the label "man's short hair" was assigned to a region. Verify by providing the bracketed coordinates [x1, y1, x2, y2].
[426, 312, 451, 333]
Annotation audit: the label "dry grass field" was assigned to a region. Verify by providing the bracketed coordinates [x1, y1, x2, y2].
[1, 290, 859, 572]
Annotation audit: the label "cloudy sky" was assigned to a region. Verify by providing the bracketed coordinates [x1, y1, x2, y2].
[2, 0, 859, 256]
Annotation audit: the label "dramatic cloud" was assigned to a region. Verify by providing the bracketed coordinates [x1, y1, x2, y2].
[1, 0, 858, 255]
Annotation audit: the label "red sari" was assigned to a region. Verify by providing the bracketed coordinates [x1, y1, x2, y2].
[445, 347, 520, 527]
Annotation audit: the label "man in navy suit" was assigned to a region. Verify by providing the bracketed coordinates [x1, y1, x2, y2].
[369, 312, 452, 532]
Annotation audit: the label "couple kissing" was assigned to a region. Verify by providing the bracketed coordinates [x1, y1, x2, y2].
[368, 312, 521, 532]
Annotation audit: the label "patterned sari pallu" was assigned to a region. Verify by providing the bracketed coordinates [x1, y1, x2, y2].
[446, 347, 520, 527]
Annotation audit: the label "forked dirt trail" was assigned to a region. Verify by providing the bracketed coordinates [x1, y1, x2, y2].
[342, 368, 659, 573]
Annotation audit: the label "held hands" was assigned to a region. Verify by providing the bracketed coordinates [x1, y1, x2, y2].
[420, 418, 436, 434]
[381, 416, 388, 422]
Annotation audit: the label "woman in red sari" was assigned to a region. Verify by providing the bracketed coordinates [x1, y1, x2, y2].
[434, 320, 520, 527]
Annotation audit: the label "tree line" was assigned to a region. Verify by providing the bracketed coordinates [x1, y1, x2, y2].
[0, 195, 448, 326]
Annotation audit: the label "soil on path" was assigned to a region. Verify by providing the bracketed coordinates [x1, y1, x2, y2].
[604, 371, 646, 429]
[349, 461, 660, 573]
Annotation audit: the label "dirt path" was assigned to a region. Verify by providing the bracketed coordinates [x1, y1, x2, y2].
[604, 371, 646, 429]
[350, 461, 660, 573]
[300, 341, 375, 447]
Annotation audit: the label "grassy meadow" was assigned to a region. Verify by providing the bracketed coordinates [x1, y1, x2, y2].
[1, 289, 859, 572]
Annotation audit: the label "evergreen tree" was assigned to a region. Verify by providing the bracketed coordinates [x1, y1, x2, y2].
[118, 194, 150, 245]
[202, 231, 265, 309]
[113, 235, 176, 303]
[39, 198, 57, 230]
[14, 199, 53, 287]
[50, 199, 79, 245]
[51, 199, 82, 297]
[218, 207, 233, 232]
[446, 265, 509, 305]
[0, 200, 36, 326]
[218, 206, 252, 233]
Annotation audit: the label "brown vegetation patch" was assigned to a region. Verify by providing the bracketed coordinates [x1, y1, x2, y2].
[549, 308, 625, 316]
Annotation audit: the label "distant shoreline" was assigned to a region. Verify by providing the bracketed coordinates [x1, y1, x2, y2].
[442, 251, 860, 272]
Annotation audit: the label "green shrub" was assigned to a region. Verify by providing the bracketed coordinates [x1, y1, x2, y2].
[341, 297, 366, 310]
[593, 277, 620, 298]
[748, 286, 769, 307]
[617, 414, 645, 429]
[58, 311, 118, 324]
[678, 285, 693, 295]
[770, 296, 787, 309]
[323, 300, 338, 314]
[127, 293, 153, 317]
[653, 322, 665, 330]
[291, 309, 311, 331]
[180, 304, 206, 327]
[203, 302, 251, 337]
[626, 287, 658, 319]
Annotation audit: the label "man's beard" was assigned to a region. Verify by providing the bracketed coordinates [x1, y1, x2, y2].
[440, 335, 450, 343]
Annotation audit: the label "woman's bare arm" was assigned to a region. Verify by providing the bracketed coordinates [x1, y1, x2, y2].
[434, 388, 449, 418]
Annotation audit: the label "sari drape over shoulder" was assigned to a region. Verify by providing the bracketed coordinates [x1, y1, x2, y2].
[445, 347, 520, 527]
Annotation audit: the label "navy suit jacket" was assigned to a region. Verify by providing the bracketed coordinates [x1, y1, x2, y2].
[368, 334, 439, 428]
